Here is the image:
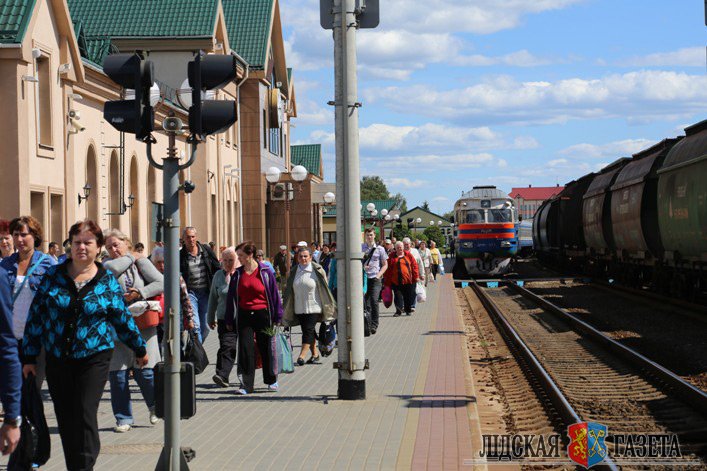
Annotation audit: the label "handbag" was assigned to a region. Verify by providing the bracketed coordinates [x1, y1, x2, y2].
[128, 299, 161, 330]
[381, 285, 393, 308]
[416, 283, 427, 303]
[275, 328, 294, 374]
[363, 309, 372, 337]
[182, 329, 209, 374]
[8, 374, 50, 470]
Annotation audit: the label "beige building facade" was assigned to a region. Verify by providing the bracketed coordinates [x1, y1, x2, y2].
[0, 0, 308, 254]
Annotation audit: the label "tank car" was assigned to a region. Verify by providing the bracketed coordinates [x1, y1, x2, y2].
[452, 186, 518, 278]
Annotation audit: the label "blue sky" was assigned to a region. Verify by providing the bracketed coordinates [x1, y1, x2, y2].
[281, 0, 707, 215]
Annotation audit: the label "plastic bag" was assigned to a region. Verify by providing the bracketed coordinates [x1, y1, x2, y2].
[439, 263, 445, 275]
[276, 329, 294, 374]
[381, 285, 393, 308]
[416, 283, 426, 303]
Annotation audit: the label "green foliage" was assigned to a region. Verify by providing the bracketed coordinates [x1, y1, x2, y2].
[392, 225, 412, 241]
[360, 176, 389, 200]
[423, 225, 445, 246]
[421, 200, 430, 211]
[442, 210, 455, 223]
[391, 192, 408, 212]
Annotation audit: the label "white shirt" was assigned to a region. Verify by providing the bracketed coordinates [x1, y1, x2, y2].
[419, 248, 432, 268]
[293, 263, 322, 314]
[12, 275, 34, 340]
[408, 248, 425, 279]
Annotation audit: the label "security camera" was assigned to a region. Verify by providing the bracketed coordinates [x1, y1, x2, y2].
[181, 180, 196, 194]
[68, 110, 80, 120]
[59, 63, 71, 74]
[70, 119, 85, 133]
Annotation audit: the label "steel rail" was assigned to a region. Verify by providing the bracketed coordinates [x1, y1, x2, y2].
[510, 282, 707, 417]
[470, 282, 620, 471]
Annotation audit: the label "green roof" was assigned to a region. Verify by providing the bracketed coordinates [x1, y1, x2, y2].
[222, 0, 273, 69]
[324, 199, 398, 218]
[68, 0, 219, 65]
[0, 0, 36, 44]
[291, 144, 321, 176]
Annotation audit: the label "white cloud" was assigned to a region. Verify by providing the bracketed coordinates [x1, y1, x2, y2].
[385, 178, 427, 188]
[431, 196, 449, 201]
[622, 47, 705, 67]
[560, 138, 655, 159]
[364, 70, 707, 125]
[371, 152, 496, 170]
[455, 49, 552, 67]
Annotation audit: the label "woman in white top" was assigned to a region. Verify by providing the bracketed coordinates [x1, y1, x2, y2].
[418, 241, 432, 286]
[282, 248, 335, 366]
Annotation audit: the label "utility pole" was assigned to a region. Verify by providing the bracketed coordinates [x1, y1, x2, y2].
[322, 0, 378, 399]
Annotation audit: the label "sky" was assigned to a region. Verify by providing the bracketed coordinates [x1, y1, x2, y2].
[281, 0, 707, 216]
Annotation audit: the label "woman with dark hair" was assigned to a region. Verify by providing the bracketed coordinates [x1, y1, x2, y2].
[0, 219, 15, 260]
[0, 216, 55, 386]
[283, 247, 336, 365]
[22, 219, 147, 471]
[224, 241, 282, 395]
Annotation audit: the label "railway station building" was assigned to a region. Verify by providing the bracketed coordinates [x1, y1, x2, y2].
[0, 0, 327, 256]
[509, 185, 564, 221]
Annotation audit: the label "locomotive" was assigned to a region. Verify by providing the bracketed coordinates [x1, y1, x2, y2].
[452, 186, 518, 278]
[533, 119, 707, 299]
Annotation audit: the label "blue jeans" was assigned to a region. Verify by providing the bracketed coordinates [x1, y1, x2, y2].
[188, 289, 209, 343]
[109, 368, 156, 425]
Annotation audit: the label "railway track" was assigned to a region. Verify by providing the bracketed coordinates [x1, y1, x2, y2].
[466, 282, 707, 470]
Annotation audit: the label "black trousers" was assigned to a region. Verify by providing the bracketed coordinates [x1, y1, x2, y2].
[431, 263, 440, 279]
[364, 277, 383, 329]
[216, 319, 238, 381]
[297, 313, 319, 345]
[393, 284, 416, 314]
[237, 309, 276, 393]
[46, 349, 112, 471]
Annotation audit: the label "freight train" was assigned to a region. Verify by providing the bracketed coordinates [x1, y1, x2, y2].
[452, 186, 518, 278]
[533, 119, 707, 299]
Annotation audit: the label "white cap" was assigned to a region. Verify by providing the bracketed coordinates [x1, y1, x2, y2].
[297, 241, 307, 247]
[279, 245, 287, 250]
[385, 239, 392, 244]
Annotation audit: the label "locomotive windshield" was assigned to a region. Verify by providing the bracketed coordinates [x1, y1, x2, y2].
[463, 210, 485, 223]
[488, 209, 512, 223]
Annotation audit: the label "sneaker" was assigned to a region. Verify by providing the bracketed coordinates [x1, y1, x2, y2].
[149, 408, 160, 425]
[268, 382, 279, 391]
[406, 311, 411, 316]
[394, 311, 402, 317]
[114, 424, 132, 433]
[371, 327, 377, 335]
[411, 307, 416, 312]
[236, 388, 248, 395]
[212, 374, 229, 388]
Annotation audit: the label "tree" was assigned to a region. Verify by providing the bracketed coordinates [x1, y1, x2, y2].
[392, 225, 412, 241]
[360, 176, 389, 200]
[391, 192, 408, 212]
[423, 225, 445, 247]
[421, 200, 430, 211]
[442, 210, 455, 223]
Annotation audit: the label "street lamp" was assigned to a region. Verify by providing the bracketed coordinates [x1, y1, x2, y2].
[323, 192, 335, 204]
[77, 183, 91, 206]
[266, 165, 308, 266]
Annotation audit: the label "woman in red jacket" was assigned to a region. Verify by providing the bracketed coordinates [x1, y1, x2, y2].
[384, 241, 419, 316]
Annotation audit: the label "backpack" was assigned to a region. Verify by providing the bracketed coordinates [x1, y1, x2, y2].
[317, 320, 337, 357]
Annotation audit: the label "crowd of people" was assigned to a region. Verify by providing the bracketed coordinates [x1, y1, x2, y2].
[0, 216, 445, 470]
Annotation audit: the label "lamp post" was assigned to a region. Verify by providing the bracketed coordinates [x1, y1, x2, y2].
[77, 183, 91, 205]
[414, 217, 422, 237]
[322, 192, 335, 244]
[266, 165, 308, 267]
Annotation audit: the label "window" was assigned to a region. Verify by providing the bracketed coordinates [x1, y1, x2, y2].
[464, 210, 485, 224]
[488, 209, 512, 223]
[50, 194, 63, 248]
[263, 109, 267, 149]
[37, 55, 52, 147]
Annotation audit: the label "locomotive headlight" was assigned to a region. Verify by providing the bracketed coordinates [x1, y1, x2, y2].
[500, 241, 511, 247]
[463, 242, 472, 248]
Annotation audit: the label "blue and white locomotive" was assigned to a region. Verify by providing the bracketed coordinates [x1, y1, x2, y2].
[452, 186, 518, 278]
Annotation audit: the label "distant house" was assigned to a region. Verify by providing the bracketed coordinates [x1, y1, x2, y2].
[509, 185, 564, 220]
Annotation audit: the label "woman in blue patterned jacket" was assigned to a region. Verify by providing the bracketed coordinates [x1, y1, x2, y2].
[22, 220, 147, 471]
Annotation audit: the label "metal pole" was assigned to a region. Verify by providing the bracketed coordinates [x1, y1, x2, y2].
[155, 132, 190, 470]
[335, 0, 366, 399]
[285, 186, 291, 267]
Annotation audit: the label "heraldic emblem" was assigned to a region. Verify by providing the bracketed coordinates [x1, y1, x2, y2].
[568, 422, 608, 468]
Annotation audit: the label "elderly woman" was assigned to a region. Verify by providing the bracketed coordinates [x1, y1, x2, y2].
[22, 220, 147, 471]
[150, 247, 195, 337]
[384, 241, 419, 316]
[0, 220, 14, 260]
[103, 229, 163, 433]
[283, 247, 336, 365]
[224, 241, 283, 395]
[207, 247, 241, 387]
[418, 241, 432, 286]
[1, 216, 55, 388]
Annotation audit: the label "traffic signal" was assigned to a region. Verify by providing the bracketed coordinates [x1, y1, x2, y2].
[187, 53, 238, 138]
[103, 53, 155, 140]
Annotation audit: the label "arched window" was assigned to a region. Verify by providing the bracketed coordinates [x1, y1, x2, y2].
[129, 156, 140, 243]
[86, 145, 99, 223]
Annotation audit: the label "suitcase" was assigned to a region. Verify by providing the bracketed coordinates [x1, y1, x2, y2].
[154, 362, 196, 419]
